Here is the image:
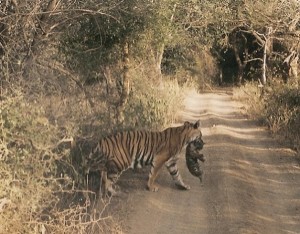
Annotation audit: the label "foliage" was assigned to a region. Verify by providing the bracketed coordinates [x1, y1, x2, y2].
[233, 81, 265, 119]
[1, 0, 299, 232]
[264, 83, 300, 149]
[124, 72, 184, 131]
[59, 2, 142, 82]
[0, 91, 59, 233]
[234, 81, 300, 151]
[0, 88, 125, 233]
[206, 0, 300, 84]
[0, 63, 186, 233]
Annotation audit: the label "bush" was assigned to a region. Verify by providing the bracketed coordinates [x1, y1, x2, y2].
[233, 81, 265, 121]
[0, 90, 119, 233]
[0, 91, 60, 233]
[0, 62, 187, 233]
[264, 84, 300, 149]
[69, 66, 186, 199]
[234, 81, 300, 151]
[123, 73, 184, 131]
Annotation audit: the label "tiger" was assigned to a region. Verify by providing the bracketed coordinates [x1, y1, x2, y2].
[185, 136, 205, 183]
[86, 120, 202, 195]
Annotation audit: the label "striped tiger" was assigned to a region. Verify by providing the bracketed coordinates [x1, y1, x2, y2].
[87, 120, 202, 194]
[185, 136, 205, 182]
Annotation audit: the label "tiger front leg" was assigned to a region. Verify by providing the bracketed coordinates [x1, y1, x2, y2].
[105, 160, 121, 196]
[147, 155, 166, 192]
[99, 170, 108, 198]
[165, 157, 190, 190]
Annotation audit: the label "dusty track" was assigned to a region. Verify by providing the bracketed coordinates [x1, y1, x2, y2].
[113, 89, 300, 234]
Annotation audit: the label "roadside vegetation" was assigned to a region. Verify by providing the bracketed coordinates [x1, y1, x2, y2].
[0, 0, 299, 233]
[234, 81, 300, 152]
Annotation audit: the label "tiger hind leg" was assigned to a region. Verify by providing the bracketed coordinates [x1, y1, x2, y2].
[165, 157, 190, 190]
[99, 171, 119, 198]
[105, 160, 122, 196]
[99, 170, 108, 198]
[106, 173, 119, 196]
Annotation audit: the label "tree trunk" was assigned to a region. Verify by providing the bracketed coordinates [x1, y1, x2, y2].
[103, 66, 112, 95]
[116, 40, 130, 123]
[232, 43, 245, 85]
[289, 54, 299, 87]
[0, 17, 7, 81]
[156, 44, 164, 87]
[150, 44, 164, 88]
[261, 40, 267, 85]
[261, 27, 272, 85]
[22, 0, 57, 79]
[284, 51, 299, 87]
[231, 29, 250, 85]
[0, 0, 18, 82]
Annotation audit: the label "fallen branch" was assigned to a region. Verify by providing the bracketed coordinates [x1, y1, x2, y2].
[0, 198, 11, 213]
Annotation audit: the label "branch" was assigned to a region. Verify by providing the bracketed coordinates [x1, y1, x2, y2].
[0, 198, 11, 213]
[288, 12, 300, 32]
[245, 57, 263, 63]
[29, 137, 74, 152]
[240, 29, 265, 46]
[36, 61, 95, 109]
[0, 8, 119, 22]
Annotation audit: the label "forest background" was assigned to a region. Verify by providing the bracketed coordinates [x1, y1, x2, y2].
[0, 0, 299, 233]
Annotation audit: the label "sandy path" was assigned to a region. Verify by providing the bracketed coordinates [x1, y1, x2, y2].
[114, 89, 300, 234]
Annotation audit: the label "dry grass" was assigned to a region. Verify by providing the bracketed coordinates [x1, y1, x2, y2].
[233, 81, 300, 152]
[232, 81, 265, 121]
[0, 64, 187, 233]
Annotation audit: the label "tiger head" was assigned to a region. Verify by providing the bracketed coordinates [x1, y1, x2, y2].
[184, 120, 202, 143]
[192, 136, 205, 151]
[186, 137, 205, 162]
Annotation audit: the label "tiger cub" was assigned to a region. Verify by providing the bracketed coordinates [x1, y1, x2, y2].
[185, 136, 205, 183]
[87, 120, 202, 195]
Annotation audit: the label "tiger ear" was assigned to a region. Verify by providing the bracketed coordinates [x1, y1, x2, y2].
[184, 121, 191, 126]
[194, 120, 201, 129]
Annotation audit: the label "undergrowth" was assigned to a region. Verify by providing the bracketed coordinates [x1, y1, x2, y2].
[234, 81, 300, 151]
[0, 89, 119, 233]
[124, 72, 183, 131]
[0, 72, 186, 233]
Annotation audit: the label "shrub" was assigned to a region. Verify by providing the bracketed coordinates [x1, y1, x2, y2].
[123, 75, 183, 131]
[0, 90, 119, 233]
[0, 91, 60, 233]
[264, 84, 300, 149]
[69, 67, 186, 201]
[233, 81, 265, 121]
[234, 81, 300, 151]
[0, 62, 187, 233]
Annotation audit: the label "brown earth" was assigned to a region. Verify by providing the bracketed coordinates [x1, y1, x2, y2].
[110, 88, 300, 234]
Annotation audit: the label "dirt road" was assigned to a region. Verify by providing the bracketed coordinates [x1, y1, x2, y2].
[114, 89, 300, 234]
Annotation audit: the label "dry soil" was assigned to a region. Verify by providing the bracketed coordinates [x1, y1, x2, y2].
[112, 88, 300, 234]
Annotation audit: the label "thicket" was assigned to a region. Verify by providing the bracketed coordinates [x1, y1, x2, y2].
[265, 85, 300, 150]
[1, 79, 182, 234]
[0, 0, 299, 233]
[234, 81, 300, 152]
[0, 1, 195, 232]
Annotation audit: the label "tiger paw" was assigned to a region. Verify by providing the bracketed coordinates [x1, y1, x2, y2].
[147, 184, 159, 192]
[199, 175, 203, 183]
[175, 183, 190, 190]
[107, 187, 117, 196]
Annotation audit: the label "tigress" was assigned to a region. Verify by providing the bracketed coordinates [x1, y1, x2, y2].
[86, 120, 202, 195]
[185, 136, 205, 182]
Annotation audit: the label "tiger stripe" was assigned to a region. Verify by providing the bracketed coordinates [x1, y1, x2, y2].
[87, 120, 202, 195]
